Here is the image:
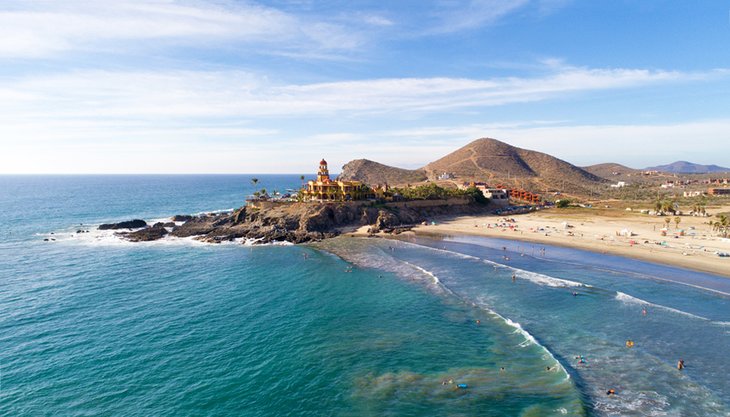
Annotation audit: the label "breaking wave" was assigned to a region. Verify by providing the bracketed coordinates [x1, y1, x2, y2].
[615, 291, 709, 321]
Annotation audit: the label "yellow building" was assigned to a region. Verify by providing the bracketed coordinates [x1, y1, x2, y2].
[302, 159, 374, 201]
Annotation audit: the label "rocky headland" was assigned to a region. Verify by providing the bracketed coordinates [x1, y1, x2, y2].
[103, 199, 493, 244]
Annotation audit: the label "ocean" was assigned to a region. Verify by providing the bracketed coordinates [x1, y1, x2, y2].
[1, 175, 728, 416]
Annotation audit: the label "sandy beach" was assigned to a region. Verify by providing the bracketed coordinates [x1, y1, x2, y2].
[361, 206, 730, 278]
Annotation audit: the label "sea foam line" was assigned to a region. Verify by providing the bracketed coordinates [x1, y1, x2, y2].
[394, 240, 590, 289]
[479, 300, 569, 377]
[398, 258, 569, 378]
[615, 291, 709, 321]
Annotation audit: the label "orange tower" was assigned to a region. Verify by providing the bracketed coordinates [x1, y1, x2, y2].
[317, 159, 331, 182]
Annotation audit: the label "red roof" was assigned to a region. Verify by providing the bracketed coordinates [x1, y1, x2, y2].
[320, 159, 327, 165]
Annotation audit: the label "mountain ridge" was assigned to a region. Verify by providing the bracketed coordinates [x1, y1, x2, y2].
[339, 138, 607, 196]
[644, 161, 730, 174]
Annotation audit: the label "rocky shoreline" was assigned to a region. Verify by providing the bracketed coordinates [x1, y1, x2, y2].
[101, 199, 493, 245]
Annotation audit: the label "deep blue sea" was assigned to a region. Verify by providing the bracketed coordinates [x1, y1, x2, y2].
[1, 175, 729, 416]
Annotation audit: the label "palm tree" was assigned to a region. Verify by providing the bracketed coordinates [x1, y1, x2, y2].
[661, 200, 675, 215]
[674, 216, 681, 230]
[712, 214, 729, 238]
[664, 217, 671, 228]
[654, 199, 663, 213]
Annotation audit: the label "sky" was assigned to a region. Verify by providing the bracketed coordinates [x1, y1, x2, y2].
[1, 0, 729, 174]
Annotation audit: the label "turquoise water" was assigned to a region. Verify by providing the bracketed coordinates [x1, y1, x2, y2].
[1, 176, 729, 416]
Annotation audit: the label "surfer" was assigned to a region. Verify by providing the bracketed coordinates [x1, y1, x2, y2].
[677, 359, 685, 370]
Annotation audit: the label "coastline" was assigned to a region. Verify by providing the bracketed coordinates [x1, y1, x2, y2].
[350, 207, 730, 278]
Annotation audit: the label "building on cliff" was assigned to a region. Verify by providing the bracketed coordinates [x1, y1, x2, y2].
[301, 159, 375, 201]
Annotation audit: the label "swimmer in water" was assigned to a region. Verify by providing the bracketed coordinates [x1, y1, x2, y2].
[512, 273, 516, 282]
[642, 307, 647, 316]
[606, 389, 616, 396]
[499, 367, 505, 372]
[677, 359, 685, 370]
[475, 320, 481, 325]
[572, 292, 578, 297]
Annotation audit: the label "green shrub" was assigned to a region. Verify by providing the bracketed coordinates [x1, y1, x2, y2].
[556, 199, 571, 208]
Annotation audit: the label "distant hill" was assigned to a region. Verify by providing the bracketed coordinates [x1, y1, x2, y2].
[340, 138, 607, 196]
[583, 163, 640, 179]
[644, 161, 730, 174]
[338, 159, 427, 185]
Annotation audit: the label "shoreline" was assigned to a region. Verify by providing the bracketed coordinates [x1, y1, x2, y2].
[408, 210, 730, 279]
[350, 207, 730, 279]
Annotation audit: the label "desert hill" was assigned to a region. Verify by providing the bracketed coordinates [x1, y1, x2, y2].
[338, 159, 427, 185]
[583, 163, 640, 179]
[645, 161, 730, 174]
[339, 138, 608, 197]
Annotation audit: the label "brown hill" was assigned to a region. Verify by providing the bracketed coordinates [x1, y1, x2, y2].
[339, 138, 608, 196]
[424, 138, 606, 195]
[583, 163, 640, 180]
[338, 159, 427, 185]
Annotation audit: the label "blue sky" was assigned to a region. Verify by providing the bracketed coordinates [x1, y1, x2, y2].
[1, 0, 729, 173]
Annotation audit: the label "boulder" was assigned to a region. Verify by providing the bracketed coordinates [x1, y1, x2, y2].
[172, 214, 194, 222]
[98, 219, 147, 230]
[121, 225, 168, 242]
[153, 222, 176, 228]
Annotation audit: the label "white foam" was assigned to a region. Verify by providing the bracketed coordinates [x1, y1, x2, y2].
[615, 291, 709, 321]
[395, 240, 589, 288]
[394, 240, 481, 261]
[401, 261, 458, 298]
[193, 208, 234, 216]
[479, 258, 589, 288]
[43, 226, 288, 248]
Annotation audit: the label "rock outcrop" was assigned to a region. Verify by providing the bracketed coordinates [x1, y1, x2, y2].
[98, 219, 147, 230]
[120, 224, 169, 242]
[105, 199, 492, 245]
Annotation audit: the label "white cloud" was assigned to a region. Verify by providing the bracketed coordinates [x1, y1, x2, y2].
[1, 65, 727, 173]
[0, 0, 361, 59]
[0, 66, 711, 122]
[429, 0, 530, 34]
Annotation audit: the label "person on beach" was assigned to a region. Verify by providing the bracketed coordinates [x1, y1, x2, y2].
[677, 359, 685, 370]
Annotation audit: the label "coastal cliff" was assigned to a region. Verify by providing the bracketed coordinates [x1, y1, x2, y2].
[108, 199, 492, 244]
